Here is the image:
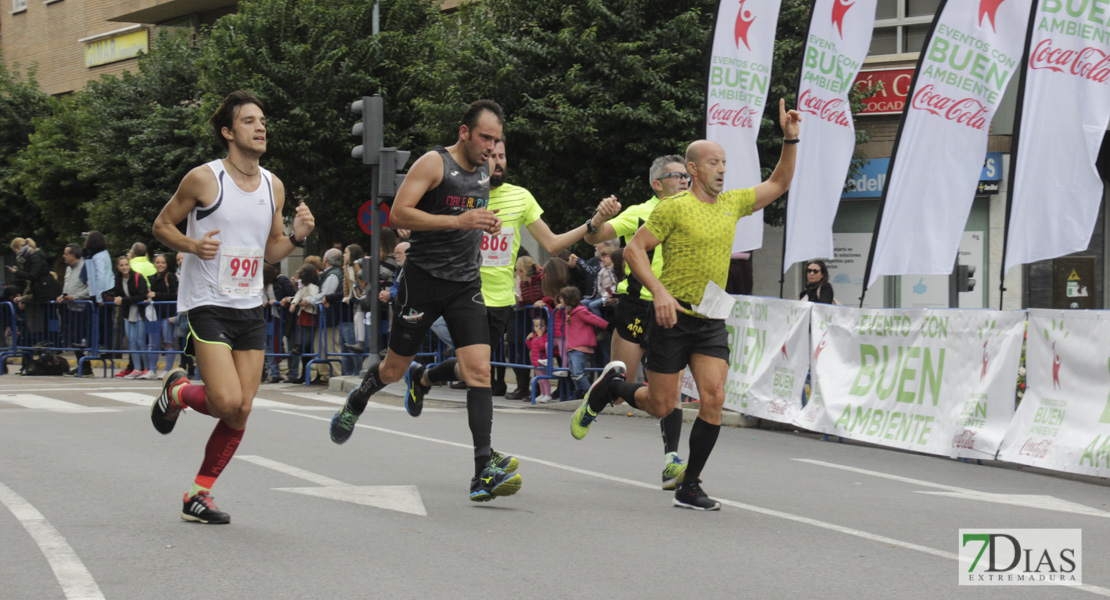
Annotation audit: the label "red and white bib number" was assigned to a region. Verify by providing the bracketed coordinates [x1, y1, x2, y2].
[480, 227, 515, 267]
[218, 246, 264, 296]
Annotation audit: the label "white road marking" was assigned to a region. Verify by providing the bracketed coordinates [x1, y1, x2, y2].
[273, 410, 1110, 597]
[0, 394, 115, 413]
[795, 459, 1110, 519]
[236, 454, 426, 516]
[0, 386, 161, 393]
[89, 392, 153, 406]
[0, 481, 105, 600]
[279, 391, 445, 412]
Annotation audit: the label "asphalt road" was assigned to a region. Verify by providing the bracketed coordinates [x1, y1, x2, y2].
[1, 375, 1108, 600]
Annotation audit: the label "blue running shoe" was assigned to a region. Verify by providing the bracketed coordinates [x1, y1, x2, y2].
[403, 362, 429, 418]
[330, 394, 362, 445]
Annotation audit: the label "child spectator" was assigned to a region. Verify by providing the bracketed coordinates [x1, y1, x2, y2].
[558, 286, 609, 399]
[525, 316, 553, 403]
[534, 257, 572, 371]
[583, 245, 617, 317]
[286, 265, 320, 384]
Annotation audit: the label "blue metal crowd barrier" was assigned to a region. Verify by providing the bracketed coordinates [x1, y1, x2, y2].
[0, 298, 597, 399]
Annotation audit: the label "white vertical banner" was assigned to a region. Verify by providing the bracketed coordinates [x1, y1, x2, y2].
[794, 304, 1024, 459]
[866, 0, 1034, 288]
[679, 296, 811, 424]
[1003, 4, 1110, 272]
[998, 310, 1110, 476]
[706, 0, 783, 252]
[783, 0, 877, 270]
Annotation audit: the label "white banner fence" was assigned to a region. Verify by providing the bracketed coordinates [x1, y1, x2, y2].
[685, 296, 1108, 478]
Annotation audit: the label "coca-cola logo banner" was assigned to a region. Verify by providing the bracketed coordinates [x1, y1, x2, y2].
[998, 310, 1110, 476]
[707, 0, 783, 252]
[866, 0, 1033, 288]
[1003, 1, 1110, 272]
[782, 0, 877, 270]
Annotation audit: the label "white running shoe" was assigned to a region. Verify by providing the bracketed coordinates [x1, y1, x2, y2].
[536, 395, 553, 403]
[138, 369, 158, 380]
[124, 370, 142, 379]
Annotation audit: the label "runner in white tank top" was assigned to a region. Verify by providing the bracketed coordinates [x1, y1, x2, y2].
[149, 91, 315, 525]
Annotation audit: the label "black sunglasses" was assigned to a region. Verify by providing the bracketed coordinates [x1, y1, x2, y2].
[656, 172, 690, 181]
[806, 268, 821, 274]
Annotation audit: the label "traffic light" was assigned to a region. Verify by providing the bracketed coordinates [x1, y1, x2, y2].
[378, 148, 412, 197]
[956, 264, 976, 293]
[350, 95, 383, 165]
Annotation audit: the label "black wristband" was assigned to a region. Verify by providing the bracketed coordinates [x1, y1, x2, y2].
[783, 138, 800, 145]
[585, 216, 599, 235]
[288, 231, 306, 248]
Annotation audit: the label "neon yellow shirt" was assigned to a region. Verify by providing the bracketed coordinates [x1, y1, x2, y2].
[480, 183, 543, 307]
[609, 196, 665, 301]
[644, 188, 755, 305]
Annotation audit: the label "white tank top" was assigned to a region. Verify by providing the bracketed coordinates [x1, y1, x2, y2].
[177, 159, 275, 312]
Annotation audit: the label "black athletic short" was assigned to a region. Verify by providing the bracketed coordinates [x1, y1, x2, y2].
[613, 294, 653, 347]
[388, 262, 488, 357]
[486, 305, 513, 347]
[645, 309, 729, 374]
[184, 305, 267, 357]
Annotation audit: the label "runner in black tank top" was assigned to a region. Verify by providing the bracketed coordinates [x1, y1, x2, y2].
[331, 100, 524, 503]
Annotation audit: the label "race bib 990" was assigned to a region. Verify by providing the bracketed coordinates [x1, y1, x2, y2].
[481, 227, 515, 267]
[218, 246, 264, 296]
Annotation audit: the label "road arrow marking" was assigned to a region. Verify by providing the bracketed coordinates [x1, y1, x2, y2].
[236, 454, 426, 516]
[795, 459, 1110, 519]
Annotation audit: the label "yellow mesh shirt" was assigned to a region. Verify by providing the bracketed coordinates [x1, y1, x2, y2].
[644, 188, 755, 305]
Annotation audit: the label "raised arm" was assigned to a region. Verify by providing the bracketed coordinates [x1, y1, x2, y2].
[752, 98, 802, 212]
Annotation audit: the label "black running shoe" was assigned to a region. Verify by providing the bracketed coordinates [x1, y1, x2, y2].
[151, 368, 187, 435]
[673, 479, 721, 511]
[330, 395, 361, 445]
[403, 362, 430, 418]
[181, 491, 230, 524]
[469, 466, 522, 502]
[489, 449, 519, 473]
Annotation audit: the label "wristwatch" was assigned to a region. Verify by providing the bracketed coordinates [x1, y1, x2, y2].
[288, 231, 306, 248]
[585, 216, 599, 235]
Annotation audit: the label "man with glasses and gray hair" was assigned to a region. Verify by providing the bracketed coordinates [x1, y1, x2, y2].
[582, 153, 691, 491]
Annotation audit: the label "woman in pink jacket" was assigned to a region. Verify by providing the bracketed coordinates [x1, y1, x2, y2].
[556, 286, 609, 399]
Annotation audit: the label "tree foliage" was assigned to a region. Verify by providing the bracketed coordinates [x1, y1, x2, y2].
[0, 60, 51, 245]
[4, 0, 869, 257]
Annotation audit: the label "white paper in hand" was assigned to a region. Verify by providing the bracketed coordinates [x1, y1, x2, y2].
[691, 281, 735, 320]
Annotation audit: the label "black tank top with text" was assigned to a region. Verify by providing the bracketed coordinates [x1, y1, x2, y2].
[405, 146, 490, 282]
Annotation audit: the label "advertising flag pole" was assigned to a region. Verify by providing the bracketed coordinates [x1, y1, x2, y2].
[998, 0, 1040, 310]
[858, 0, 947, 307]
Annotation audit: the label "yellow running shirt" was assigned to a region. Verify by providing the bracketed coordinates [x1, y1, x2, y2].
[609, 196, 665, 302]
[644, 188, 755, 305]
[480, 183, 543, 308]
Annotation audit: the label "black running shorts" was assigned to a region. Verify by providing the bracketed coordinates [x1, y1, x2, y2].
[612, 294, 652, 348]
[388, 262, 488, 357]
[645, 310, 730, 374]
[184, 305, 267, 357]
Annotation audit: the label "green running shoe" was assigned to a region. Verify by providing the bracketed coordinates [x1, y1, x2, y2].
[489, 449, 519, 473]
[661, 452, 687, 490]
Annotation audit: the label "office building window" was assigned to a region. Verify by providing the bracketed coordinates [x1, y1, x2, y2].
[869, 0, 941, 56]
